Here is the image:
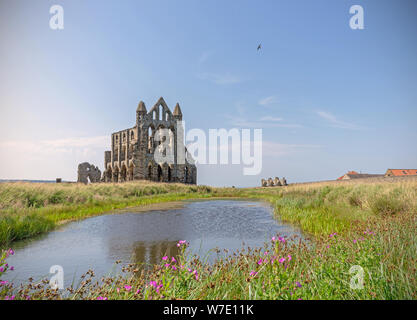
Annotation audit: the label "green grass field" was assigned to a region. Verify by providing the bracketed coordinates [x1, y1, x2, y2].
[1, 178, 416, 299]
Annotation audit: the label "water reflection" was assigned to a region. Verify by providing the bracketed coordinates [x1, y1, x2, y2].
[3, 200, 303, 288]
[132, 241, 180, 267]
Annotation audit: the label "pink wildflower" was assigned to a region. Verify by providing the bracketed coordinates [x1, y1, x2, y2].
[177, 240, 187, 247]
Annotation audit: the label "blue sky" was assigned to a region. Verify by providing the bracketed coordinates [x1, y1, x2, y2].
[0, 0, 416, 186]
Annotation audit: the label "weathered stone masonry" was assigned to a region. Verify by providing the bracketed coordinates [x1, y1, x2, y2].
[102, 97, 197, 184]
[77, 162, 101, 184]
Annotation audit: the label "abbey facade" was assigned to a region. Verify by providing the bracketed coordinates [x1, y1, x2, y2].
[102, 97, 197, 184]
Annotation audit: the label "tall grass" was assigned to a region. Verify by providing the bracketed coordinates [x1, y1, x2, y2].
[0, 181, 222, 245]
[1, 178, 416, 299]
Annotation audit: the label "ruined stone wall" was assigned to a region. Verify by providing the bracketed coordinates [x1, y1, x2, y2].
[102, 97, 196, 184]
[261, 177, 287, 187]
[77, 162, 101, 184]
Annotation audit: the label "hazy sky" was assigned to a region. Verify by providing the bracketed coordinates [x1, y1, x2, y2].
[0, 0, 416, 187]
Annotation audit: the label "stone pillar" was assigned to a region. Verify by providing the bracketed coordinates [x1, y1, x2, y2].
[152, 164, 159, 182]
[274, 177, 281, 186]
[118, 133, 122, 171]
[176, 164, 185, 183]
[104, 151, 111, 171]
[190, 165, 197, 184]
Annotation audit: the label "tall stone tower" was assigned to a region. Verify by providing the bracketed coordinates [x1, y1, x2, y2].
[102, 97, 197, 184]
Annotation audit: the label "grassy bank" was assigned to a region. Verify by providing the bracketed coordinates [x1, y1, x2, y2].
[0, 181, 224, 246]
[1, 178, 416, 299]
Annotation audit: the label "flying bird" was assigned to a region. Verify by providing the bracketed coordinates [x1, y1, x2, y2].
[257, 44, 262, 51]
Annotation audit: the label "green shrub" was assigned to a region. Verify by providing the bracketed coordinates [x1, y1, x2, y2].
[370, 195, 408, 216]
[348, 193, 363, 208]
[49, 191, 65, 204]
[25, 194, 43, 208]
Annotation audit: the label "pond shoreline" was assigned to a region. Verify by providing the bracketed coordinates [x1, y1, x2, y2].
[0, 179, 275, 246]
[0, 181, 239, 246]
[1, 179, 416, 299]
[3, 199, 301, 289]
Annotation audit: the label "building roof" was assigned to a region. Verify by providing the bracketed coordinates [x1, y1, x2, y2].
[344, 173, 383, 179]
[385, 169, 417, 176]
[337, 171, 359, 180]
[337, 171, 384, 180]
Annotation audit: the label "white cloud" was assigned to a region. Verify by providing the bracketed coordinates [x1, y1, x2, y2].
[227, 116, 301, 129]
[262, 141, 322, 157]
[258, 96, 277, 106]
[0, 136, 108, 155]
[0, 136, 108, 181]
[259, 116, 283, 122]
[316, 111, 362, 130]
[198, 72, 243, 85]
[41, 136, 108, 148]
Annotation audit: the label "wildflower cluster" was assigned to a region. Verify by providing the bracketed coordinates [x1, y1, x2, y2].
[0, 249, 16, 300]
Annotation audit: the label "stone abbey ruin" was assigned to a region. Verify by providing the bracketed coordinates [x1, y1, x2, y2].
[77, 97, 197, 184]
[77, 162, 101, 184]
[261, 177, 287, 187]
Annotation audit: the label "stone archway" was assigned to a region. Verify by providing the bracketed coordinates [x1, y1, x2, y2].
[148, 126, 155, 154]
[120, 165, 127, 182]
[184, 166, 189, 184]
[113, 166, 119, 183]
[106, 167, 112, 182]
[157, 165, 163, 182]
[168, 166, 172, 182]
[148, 164, 153, 181]
[128, 163, 134, 181]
